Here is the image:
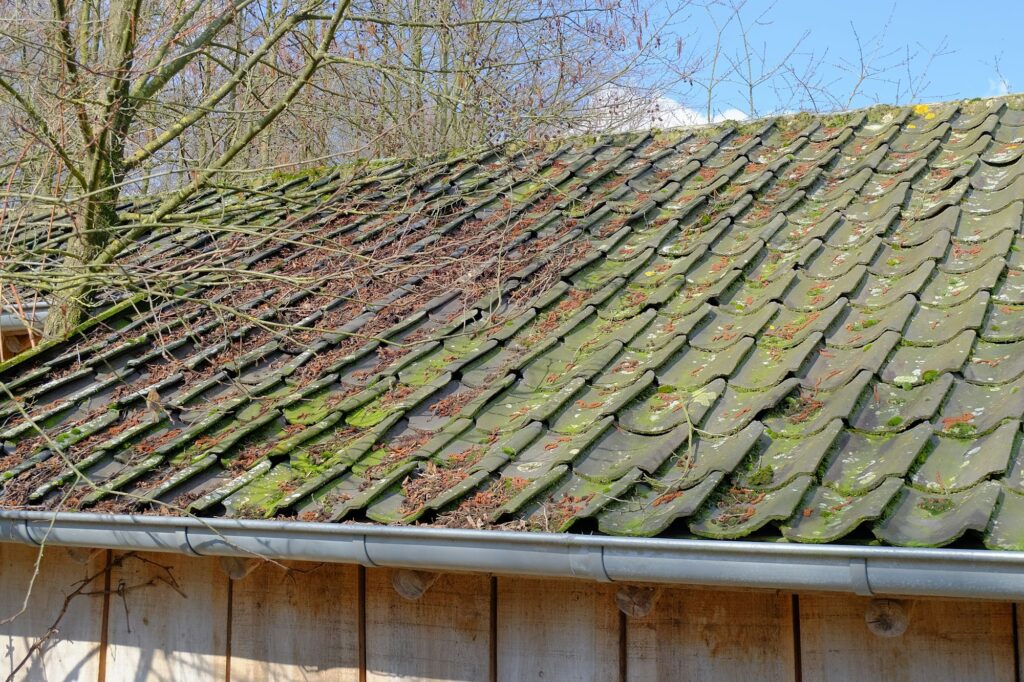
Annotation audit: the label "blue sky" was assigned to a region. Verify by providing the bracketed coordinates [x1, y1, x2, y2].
[648, 1, 1022, 121]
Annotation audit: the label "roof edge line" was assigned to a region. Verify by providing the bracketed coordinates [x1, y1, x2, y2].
[2, 511, 1023, 600]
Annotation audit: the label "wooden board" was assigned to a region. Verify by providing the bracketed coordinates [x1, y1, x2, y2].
[800, 594, 1016, 681]
[1017, 604, 1024, 682]
[496, 577, 619, 682]
[0, 542, 105, 681]
[230, 560, 360, 682]
[365, 568, 490, 682]
[104, 550, 228, 680]
[627, 587, 795, 681]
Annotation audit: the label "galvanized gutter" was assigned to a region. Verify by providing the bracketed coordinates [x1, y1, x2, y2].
[1, 510, 1021, 600]
[0, 302, 48, 332]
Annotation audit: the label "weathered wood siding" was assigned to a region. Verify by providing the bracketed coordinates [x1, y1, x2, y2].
[1, 541, 1020, 681]
[0, 330, 39, 362]
[0, 543, 103, 680]
[231, 560, 360, 681]
[627, 587, 796, 680]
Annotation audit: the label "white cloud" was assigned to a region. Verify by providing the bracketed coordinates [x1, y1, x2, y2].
[584, 87, 748, 133]
[646, 96, 748, 128]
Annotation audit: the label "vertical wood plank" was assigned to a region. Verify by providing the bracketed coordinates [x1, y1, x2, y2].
[358, 565, 366, 682]
[801, 594, 1016, 682]
[497, 577, 619, 682]
[105, 551, 228, 681]
[1015, 603, 1022, 682]
[230, 560, 360, 682]
[0, 542, 105, 681]
[626, 586, 795, 681]
[365, 568, 489, 682]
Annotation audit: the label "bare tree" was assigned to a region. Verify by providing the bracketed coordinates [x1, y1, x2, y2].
[0, 0, 350, 336]
[654, 0, 953, 122]
[0, 0, 679, 337]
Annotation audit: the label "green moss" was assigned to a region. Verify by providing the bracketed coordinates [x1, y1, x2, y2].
[917, 496, 955, 515]
[234, 401, 268, 423]
[735, 121, 763, 135]
[283, 391, 336, 426]
[779, 111, 815, 131]
[820, 112, 854, 128]
[848, 318, 878, 332]
[865, 104, 901, 123]
[346, 393, 401, 428]
[269, 166, 328, 183]
[945, 422, 977, 439]
[510, 180, 545, 202]
[748, 464, 775, 487]
[40, 407, 75, 429]
[921, 370, 940, 384]
[291, 450, 331, 477]
[886, 416, 903, 428]
[1005, 94, 1024, 110]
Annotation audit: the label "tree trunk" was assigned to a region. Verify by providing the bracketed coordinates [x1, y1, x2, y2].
[43, 188, 120, 338]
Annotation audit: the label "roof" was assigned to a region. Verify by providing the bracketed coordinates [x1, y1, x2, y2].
[3, 97, 1024, 551]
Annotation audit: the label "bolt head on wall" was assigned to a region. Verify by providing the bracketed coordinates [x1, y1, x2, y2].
[865, 598, 909, 638]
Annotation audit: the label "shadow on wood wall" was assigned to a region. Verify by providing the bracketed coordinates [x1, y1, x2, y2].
[1, 541, 1020, 681]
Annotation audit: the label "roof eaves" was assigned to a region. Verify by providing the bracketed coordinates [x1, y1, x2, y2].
[2, 510, 1022, 600]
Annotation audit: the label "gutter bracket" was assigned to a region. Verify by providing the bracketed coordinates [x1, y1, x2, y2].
[568, 541, 610, 583]
[177, 526, 198, 555]
[356, 534, 376, 567]
[849, 557, 873, 596]
[0, 518, 33, 545]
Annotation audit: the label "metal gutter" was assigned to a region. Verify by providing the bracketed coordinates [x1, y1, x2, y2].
[0, 302, 48, 332]
[1, 510, 1021, 600]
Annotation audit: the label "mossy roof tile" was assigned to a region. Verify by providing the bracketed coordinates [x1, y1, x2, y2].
[7, 95, 1024, 548]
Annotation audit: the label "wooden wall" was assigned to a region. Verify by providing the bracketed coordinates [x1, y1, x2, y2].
[0, 330, 38, 362]
[1, 540, 1020, 681]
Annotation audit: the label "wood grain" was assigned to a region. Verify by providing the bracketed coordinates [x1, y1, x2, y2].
[800, 594, 1016, 682]
[104, 550, 228, 681]
[0, 543, 105, 681]
[627, 586, 795, 681]
[496, 577, 619, 682]
[230, 560, 360, 682]
[365, 568, 490, 682]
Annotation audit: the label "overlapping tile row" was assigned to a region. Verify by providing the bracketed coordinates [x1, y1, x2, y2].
[5, 97, 1024, 549]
